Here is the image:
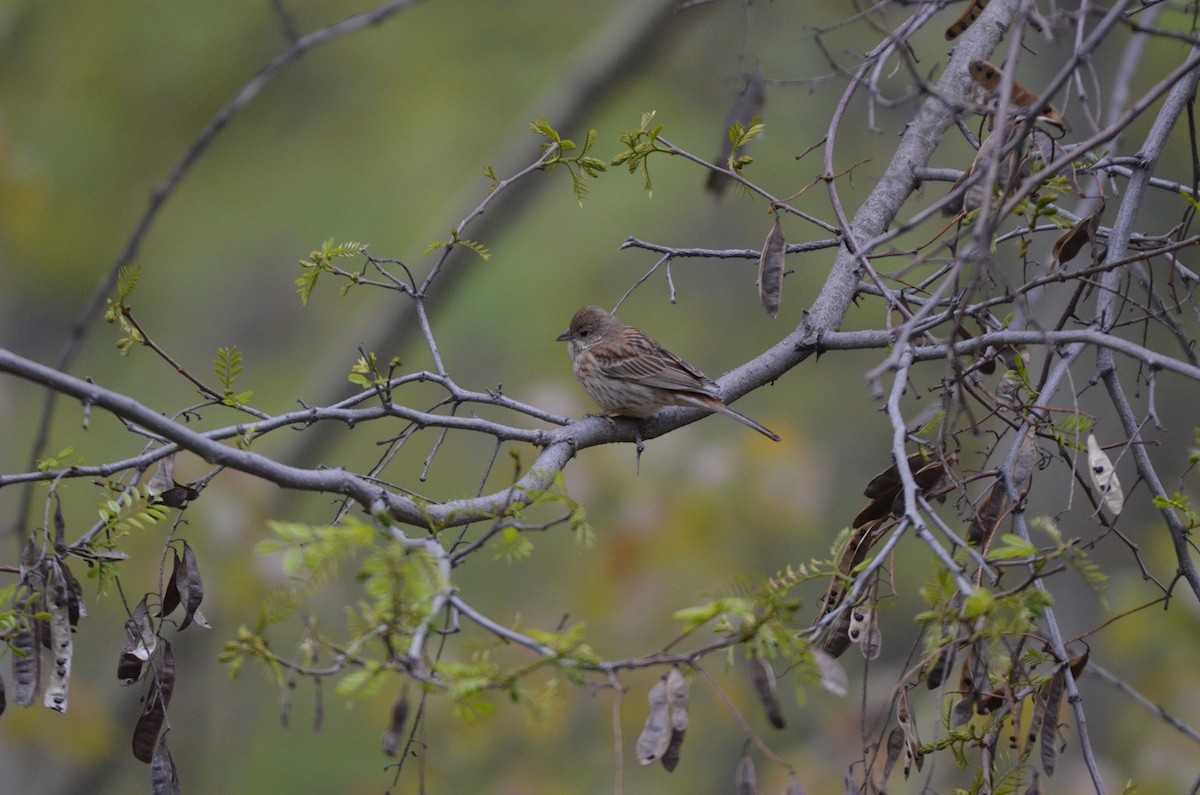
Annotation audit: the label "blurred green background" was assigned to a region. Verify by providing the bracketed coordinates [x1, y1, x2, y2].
[2, 1, 1199, 793]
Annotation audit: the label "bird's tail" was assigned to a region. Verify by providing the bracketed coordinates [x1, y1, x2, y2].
[716, 403, 782, 442]
[675, 393, 781, 441]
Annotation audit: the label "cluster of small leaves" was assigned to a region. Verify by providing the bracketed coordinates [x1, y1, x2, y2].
[295, 239, 367, 305]
[104, 265, 146, 355]
[529, 117, 608, 205]
[90, 486, 170, 591]
[0, 581, 38, 667]
[99, 486, 171, 536]
[1014, 177, 1071, 223]
[524, 620, 600, 666]
[1050, 413, 1093, 450]
[435, 636, 574, 723]
[352, 539, 440, 641]
[219, 625, 280, 683]
[36, 447, 83, 473]
[498, 471, 596, 557]
[348, 351, 401, 389]
[1028, 517, 1108, 591]
[611, 111, 669, 194]
[227, 518, 443, 700]
[214, 346, 253, 407]
[255, 518, 379, 592]
[918, 564, 1052, 642]
[1151, 491, 1199, 529]
[424, 230, 491, 262]
[673, 569, 806, 663]
[927, 705, 1009, 772]
[436, 655, 503, 721]
[722, 118, 764, 177]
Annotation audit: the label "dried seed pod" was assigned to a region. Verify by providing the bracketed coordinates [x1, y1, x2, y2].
[736, 753, 759, 795]
[666, 665, 689, 731]
[635, 678, 671, 766]
[661, 666, 689, 772]
[758, 215, 786, 318]
[880, 725, 905, 785]
[783, 772, 807, 795]
[896, 691, 924, 777]
[1039, 669, 1065, 776]
[924, 639, 957, 690]
[660, 726, 686, 773]
[175, 542, 207, 630]
[149, 454, 200, 509]
[1012, 432, 1038, 487]
[969, 481, 1008, 547]
[53, 495, 66, 550]
[707, 73, 766, 195]
[861, 453, 950, 521]
[945, 0, 989, 40]
[810, 647, 848, 697]
[132, 681, 167, 763]
[147, 454, 176, 497]
[150, 735, 181, 795]
[961, 643, 991, 710]
[11, 558, 45, 708]
[864, 614, 883, 658]
[132, 644, 175, 764]
[852, 496, 894, 529]
[42, 561, 73, 713]
[160, 551, 182, 619]
[1051, 203, 1104, 269]
[858, 609, 882, 661]
[62, 561, 86, 626]
[19, 534, 40, 574]
[1086, 434, 1124, 519]
[951, 695, 975, 727]
[382, 687, 410, 757]
[10, 619, 40, 708]
[119, 598, 157, 684]
[751, 655, 786, 729]
[847, 605, 869, 646]
[968, 60, 1066, 132]
[822, 608, 853, 658]
[863, 453, 927, 498]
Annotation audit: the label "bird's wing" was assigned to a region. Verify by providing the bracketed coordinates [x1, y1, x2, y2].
[593, 331, 720, 395]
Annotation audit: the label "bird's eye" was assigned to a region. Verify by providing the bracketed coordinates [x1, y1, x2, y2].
[579, 329, 588, 337]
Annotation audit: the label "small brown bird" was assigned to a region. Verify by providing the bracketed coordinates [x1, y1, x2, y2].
[556, 306, 780, 441]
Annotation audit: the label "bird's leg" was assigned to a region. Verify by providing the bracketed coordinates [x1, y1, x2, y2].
[633, 422, 645, 474]
[584, 411, 620, 429]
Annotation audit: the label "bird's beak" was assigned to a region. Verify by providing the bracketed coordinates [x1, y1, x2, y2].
[555, 329, 570, 342]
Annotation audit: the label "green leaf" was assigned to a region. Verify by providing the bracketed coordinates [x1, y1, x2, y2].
[336, 664, 388, 698]
[117, 265, 141, 302]
[963, 587, 994, 618]
[425, 234, 490, 261]
[296, 240, 368, 305]
[611, 111, 666, 195]
[495, 526, 533, 562]
[988, 534, 1037, 560]
[214, 346, 251, 407]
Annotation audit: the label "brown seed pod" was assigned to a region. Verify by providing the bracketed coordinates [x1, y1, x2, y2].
[750, 655, 786, 729]
[635, 678, 671, 766]
[1086, 434, 1124, 519]
[968, 60, 1066, 132]
[945, 0, 990, 40]
[758, 215, 786, 318]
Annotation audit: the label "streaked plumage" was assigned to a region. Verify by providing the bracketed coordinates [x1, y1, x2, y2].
[556, 306, 780, 441]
